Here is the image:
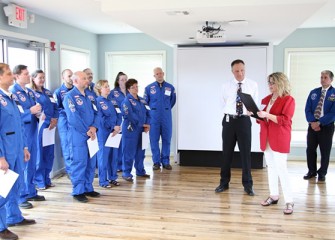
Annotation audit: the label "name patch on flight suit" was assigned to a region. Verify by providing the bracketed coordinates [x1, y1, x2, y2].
[19, 93, 26, 102]
[34, 92, 41, 98]
[150, 86, 156, 94]
[164, 87, 171, 96]
[123, 103, 129, 115]
[129, 99, 136, 106]
[76, 97, 83, 106]
[311, 93, 317, 101]
[0, 96, 7, 107]
[328, 93, 335, 101]
[68, 99, 75, 112]
[100, 102, 108, 110]
[114, 91, 120, 98]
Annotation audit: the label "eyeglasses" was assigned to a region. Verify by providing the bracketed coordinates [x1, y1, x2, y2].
[267, 81, 275, 86]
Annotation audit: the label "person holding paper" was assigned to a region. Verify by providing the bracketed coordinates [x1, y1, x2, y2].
[94, 80, 122, 188]
[121, 79, 150, 182]
[108, 72, 128, 172]
[54, 69, 74, 176]
[144, 67, 176, 171]
[63, 71, 100, 203]
[11, 65, 44, 210]
[304, 70, 335, 182]
[0, 63, 36, 240]
[215, 59, 258, 196]
[256, 72, 295, 214]
[30, 70, 59, 190]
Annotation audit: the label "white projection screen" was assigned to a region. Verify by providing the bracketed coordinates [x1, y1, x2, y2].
[176, 46, 272, 153]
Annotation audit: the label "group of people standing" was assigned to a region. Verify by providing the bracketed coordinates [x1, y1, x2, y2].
[215, 59, 335, 216]
[0, 65, 176, 239]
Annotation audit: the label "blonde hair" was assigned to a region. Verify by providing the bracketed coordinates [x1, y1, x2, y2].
[94, 79, 109, 96]
[268, 72, 291, 97]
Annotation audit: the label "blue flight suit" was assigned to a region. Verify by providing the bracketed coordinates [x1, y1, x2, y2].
[0, 90, 26, 230]
[143, 81, 176, 166]
[305, 86, 335, 176]
[54, 84, 73, 174]
[96, 96, 122, 186]
[33, 88, 59, 189]
[108, 87, 129, 171]
[121, 94, 150, 178]
[63, 87, 99, 195]
[10, 84, 39, 204]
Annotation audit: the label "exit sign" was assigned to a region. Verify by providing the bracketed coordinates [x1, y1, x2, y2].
[8, 4, 27, 28]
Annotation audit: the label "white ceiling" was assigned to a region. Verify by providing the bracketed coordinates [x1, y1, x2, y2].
[3, 0, 335, 46]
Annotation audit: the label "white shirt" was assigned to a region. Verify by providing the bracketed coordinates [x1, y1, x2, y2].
[221, 77, 258, 115]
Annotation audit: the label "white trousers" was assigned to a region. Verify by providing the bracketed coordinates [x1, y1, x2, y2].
[264, 143, 293, 203]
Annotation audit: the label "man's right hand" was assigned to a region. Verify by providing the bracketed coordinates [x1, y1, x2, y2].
[0, 157, 9, 173]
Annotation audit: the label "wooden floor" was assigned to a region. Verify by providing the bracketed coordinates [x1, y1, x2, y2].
[12, 159, 335, 240]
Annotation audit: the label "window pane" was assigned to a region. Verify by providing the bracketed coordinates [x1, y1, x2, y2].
[106, 51, 166, 96]
[8, 47, 38, 72]
[60, 46, 90, 73]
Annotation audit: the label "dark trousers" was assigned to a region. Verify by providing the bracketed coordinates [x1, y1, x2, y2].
[306, 123, 334, 176]
[220, 115, 253, 188]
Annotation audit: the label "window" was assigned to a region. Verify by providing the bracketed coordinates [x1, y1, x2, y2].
[105, 51, 166, 96]
[60, 44, 90, 72]
[285, 47, 335, 144]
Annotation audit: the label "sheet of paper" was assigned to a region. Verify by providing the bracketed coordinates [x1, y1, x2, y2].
[42, 127, 56, 147]
[38, 111, 45, 134]
[105, 133, 122, 148]
[142, 132, 150, 150]
[0, 169, 19, 198]
[87, 137, 99, 158]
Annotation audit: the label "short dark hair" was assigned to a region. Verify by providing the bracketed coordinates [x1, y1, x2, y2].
[114, 71, 127, 88]
[12, 64, 27, 75]
[231, 59, 245, 68]
[322, 70, 334, 80]
[125, 78, 137, 90]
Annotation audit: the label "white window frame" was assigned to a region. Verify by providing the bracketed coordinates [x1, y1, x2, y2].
[284, 47, 335, 147]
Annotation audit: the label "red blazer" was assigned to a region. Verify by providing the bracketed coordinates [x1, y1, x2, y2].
[257, 94, 295, 153]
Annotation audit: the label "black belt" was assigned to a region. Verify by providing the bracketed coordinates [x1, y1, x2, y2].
[225, 114, 249, 119]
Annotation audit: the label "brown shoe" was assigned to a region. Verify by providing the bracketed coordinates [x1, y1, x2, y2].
[7, 218, 36, 227]
[0, 229, 18, 240]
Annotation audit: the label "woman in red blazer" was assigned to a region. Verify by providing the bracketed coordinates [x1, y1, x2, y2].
[256, 72, 295, 214]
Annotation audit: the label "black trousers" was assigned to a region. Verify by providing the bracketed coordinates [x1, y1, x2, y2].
[306, 123, 334, 176]
[220, 115, 253, 188]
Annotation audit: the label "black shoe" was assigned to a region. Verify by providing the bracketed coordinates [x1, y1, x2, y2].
[163, 164, 172, 170]
[0, 229, 18, 240]
[84, 191, 101, 198]
[303, 172, 317, 180]
[318, 175, 326, 182]
[244, 187, 255, 196]
[73, 194, 88, 203]
[136, 174, 150, 178]
[27, 195, 45, 201]
[7, 218, 36, 227]
[153, 164, 161, 170]
[19, 201, 33, 209]
[215, 184, 229, 193]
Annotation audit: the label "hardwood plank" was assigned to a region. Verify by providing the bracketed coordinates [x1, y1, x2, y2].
[11, 160, 335, 240]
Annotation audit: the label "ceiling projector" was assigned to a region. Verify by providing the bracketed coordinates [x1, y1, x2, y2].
[196, 21, 226, 44]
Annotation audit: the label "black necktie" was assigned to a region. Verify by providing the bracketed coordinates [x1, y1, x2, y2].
[236, 83, 243, 116]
